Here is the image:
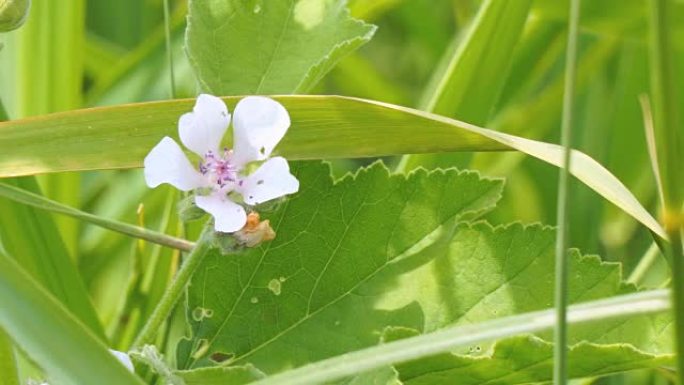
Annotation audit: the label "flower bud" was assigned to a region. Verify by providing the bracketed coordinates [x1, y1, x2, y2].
[0, 0, 30, 32]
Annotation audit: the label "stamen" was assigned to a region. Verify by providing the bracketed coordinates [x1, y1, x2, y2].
[201, 149, 240, 188]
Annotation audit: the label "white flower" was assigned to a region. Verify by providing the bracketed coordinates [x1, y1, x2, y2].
[144, 94, 299, 232]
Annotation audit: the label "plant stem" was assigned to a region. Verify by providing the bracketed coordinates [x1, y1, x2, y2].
[554, 0, 580, 384]
[251, 290, 670, 385]
[163, 0, 176, 99]
[132, 226, 213, 348]
[668, 230, 684, 384]
[628, 243, 663, 286]
[648, 0, 684, 383]
[648, 0, 684, 211]
[0, 182, 194, 252]
[0, 97, 8, 121]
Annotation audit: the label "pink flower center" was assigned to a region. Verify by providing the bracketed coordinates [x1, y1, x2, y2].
[199, 148, 240, 188]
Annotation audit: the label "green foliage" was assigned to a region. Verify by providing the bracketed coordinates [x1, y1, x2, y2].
[178, 161, 504, 371]
[0, 178, 104, 338]
[392, 332, 670, 385]
[0, 0, 30, 32]
[0, 0, 679, 384]
[185, 0, 376, 95]
[380, 222, 673, 383]
[176, 162, 672, 383]
[0, 329, 18, 385]
[176, 365, 266, 385]
[0, 253, 143, 385]
[0, 96, 663, 240]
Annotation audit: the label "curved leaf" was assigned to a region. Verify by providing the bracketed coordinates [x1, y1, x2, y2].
[0, 96, 664, 237]
[0, 253, 144, 385]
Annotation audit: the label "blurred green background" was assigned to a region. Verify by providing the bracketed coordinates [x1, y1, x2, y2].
[0, 0, 677, 383]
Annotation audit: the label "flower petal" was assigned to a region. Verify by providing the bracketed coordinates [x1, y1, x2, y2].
[232, 96, 290, 166]
[239, 157, 299, 205]
[195, 193, 247, 232]
[109, 349, 134, 372]
[179, 94, 231, 157]
[144, 137, 207, 191]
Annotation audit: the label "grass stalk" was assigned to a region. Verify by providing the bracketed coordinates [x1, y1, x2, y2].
[554, 0, 581, 383]
[132, 225, 213, 348]
[163, 0, 176, 99]
[628, 243, 664, 286]
[0, 182, 194, 252]
[648, 0, 684, 383]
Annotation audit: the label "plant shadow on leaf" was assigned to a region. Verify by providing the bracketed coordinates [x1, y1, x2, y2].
[175, 161, 672, 384]
[176, 160, 504, 373]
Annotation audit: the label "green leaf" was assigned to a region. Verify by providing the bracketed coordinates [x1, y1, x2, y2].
[248, 222, 673, 385]
[175, 365, 266, 385]
[0, 329, 18, 385]
[177, 161, 504, 371]
[186, 0, 376, 94]
[253, 290, 670, 385]
[0, 177, 105, 339]
[0, 96, 664, 238]
[335, 367, 401, 385]
[373, 223, 673, 383]
[387, 331, 670, 385]
[178, 162, 672, 384]
[0, 253, 144, 385]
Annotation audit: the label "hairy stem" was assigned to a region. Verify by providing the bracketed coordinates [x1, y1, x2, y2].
[0, 182, 194, 252]
[132, 225, 213, 348]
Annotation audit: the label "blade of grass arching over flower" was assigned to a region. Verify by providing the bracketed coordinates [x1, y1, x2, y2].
[249, 290, 671, 385]
[0, 95, 665, 239]
[0, 253, 145, 385]
[554, 0, 581, 383]
[648, 0, 684, 382]
[397, 0, 532, 172]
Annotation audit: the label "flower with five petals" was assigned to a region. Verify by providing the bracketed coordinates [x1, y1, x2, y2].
[144, 94, 299, 232]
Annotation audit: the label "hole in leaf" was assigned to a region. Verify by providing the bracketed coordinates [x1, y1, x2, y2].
[210, 351, 234, 364]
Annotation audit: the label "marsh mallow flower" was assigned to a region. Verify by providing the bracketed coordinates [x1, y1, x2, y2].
[144, 95, 299, 232]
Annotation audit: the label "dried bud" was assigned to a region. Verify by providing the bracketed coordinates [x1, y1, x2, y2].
[0, 0, 30, 32]
[234, 212, 275, 247]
